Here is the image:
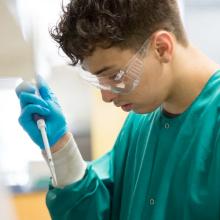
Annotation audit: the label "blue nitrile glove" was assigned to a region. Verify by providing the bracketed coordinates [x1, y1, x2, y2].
[15, 78, 68, 149]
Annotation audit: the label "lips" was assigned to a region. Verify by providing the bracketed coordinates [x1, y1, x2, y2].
[121, 103, 133, 112]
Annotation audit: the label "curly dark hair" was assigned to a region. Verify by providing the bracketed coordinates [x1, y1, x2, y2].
[50, 0, 188, 65]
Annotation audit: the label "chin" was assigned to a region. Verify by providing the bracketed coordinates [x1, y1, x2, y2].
[133, 105, 159, 114]
[133, 109, 152, 114]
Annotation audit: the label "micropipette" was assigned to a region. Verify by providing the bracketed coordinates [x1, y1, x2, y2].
[33, 81, 58, 186]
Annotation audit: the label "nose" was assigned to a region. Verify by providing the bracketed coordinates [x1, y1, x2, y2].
[101, 90, 118, 103]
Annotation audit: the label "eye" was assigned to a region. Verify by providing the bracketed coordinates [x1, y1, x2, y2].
[109, 73, 118, 80]
[110, 70, 124, 81]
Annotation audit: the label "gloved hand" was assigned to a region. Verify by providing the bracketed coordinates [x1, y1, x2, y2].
[16, 77, 68, 149]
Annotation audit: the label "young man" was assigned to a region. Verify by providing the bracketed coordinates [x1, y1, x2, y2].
[16, 0, 220, 219]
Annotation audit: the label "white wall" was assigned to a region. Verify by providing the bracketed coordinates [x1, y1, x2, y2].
[185, 3, 220, 63]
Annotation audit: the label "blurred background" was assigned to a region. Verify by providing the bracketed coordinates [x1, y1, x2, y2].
[0, 0, 219, 219]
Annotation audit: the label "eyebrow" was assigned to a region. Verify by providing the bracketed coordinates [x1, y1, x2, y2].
[82, 65, 115, 76]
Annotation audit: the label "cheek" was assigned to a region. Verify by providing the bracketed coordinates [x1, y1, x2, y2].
[139, 62, 171, 99]
[135, 72, 161, 99]
[139, 62, 161, 88]
[132, 72, 169, 106]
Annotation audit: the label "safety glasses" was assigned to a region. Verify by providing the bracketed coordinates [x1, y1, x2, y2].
[80, 38, 150, 94]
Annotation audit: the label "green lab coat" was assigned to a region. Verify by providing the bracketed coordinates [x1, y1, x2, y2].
[46, 71, 220, 220]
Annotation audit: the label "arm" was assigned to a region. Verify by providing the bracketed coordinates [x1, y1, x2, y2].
[45, 136, 113, 220]
[15, 79, 113, 220]
[50, 132, 71, 153]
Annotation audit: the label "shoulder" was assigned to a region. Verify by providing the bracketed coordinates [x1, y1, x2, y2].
[192, 71, 220, 117]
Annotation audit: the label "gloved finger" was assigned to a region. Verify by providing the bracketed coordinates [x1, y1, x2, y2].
[37, 76, 55, 101]
[19, 92, 49, 109]
[16, 81, 36, 98]
[19, 104, 51, 124]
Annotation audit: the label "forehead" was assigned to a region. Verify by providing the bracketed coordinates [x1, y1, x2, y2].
[82, 46, 136, 74]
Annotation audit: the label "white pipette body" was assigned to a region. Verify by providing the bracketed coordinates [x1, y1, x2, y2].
[34, 84, 58, 186]
[36, 119, 58, 186]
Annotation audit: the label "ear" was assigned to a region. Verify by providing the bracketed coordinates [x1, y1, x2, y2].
[151, 31, 174, 63]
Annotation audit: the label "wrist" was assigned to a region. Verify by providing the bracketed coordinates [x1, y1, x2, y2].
[42, 134, 87, 187]
[48, 132, 72, 153]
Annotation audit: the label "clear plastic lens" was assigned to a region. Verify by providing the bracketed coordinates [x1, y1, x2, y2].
[80, 63, 142, 94]
[80, 38, 149, 94]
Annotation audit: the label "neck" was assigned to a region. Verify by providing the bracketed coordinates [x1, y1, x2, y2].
[163, 44, 220, 114]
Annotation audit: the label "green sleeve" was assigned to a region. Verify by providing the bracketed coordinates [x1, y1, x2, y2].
[46, 164, 112, 220]
[45, 112, 137, 220]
